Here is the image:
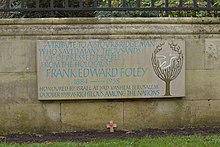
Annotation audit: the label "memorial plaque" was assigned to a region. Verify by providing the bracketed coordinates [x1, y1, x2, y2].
[37, 40, 185, 100]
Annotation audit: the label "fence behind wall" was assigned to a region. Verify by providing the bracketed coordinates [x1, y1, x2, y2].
[0, 0, 219, 17]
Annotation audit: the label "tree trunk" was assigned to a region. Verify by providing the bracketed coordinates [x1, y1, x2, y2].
[164, 80, 171, 96]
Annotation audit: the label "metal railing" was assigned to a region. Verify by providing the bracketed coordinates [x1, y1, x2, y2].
[0, 0, 219, 17]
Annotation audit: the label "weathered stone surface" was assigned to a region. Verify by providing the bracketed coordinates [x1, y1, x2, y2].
[123, 99, 220, 130]
[186, 100, 220, 126]
[0, 34, 219, 41]
[205, 39, 220, 69]
[123, 100, 190, 130]
[61, 102, 123, 131]
[43, 103, 61, 122]
[186, 70, 220, 100]
[0, 40, 35, 72]
[1, 18, 220, 25]
[0, 103, 61, 134]
[0, 18, 220, 133]
[0, 23, 220, 36]
[186, 39, 204, 70]
[0, 73, 38, 104]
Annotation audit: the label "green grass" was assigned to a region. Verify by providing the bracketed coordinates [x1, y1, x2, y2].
[1, 135, 220, 147]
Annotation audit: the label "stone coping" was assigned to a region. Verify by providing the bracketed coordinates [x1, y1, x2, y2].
[0, 17, 219, 25]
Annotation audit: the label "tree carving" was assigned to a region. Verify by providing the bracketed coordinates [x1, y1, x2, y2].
[151, 42, 183, 96]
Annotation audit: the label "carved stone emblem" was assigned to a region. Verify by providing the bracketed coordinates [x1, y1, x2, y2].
[151, 42, 184, 96]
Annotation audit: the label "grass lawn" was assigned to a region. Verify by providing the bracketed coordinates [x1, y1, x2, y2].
[1, 135, 220, 147]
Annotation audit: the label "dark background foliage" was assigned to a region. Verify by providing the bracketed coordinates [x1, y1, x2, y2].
[0, 0, 219, 18]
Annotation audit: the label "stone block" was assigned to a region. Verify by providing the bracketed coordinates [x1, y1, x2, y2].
[0, 73, 38, 104]
[0, 40, 36, 72]
[124, 99, 220, 130]
[186, 100, 220, 126]
[186, 70, 220, 100]
[61, 102, 123, 131]
[0, 103, 61, 134]
[123, 100, 190, 130]
[185, 39, 204, 70]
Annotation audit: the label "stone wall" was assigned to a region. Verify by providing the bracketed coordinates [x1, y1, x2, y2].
[0, 18, 220, 134]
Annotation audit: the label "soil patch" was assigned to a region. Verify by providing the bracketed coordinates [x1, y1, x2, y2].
[1, 128, 220, 143]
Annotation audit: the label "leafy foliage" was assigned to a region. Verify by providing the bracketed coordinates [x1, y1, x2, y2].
[96, 0, 220, 17]
[0, 0, 219, 18]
